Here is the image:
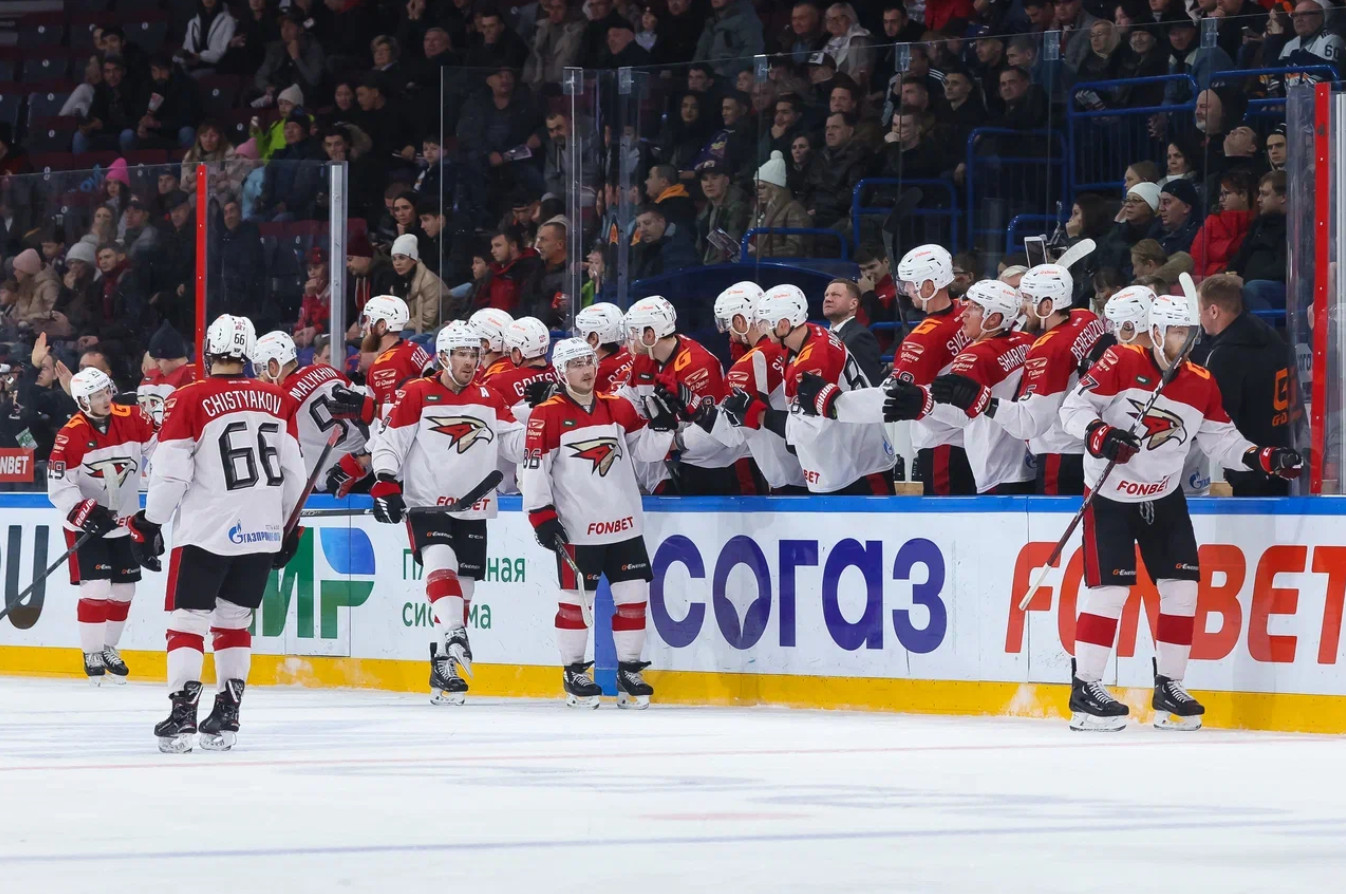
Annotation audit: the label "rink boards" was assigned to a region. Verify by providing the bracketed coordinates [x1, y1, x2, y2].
[2, 493, 1346, 733]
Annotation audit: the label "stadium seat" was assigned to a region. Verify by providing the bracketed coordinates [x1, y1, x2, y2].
[0, 86, 22, 128]
[27, 152, 77, 174]
[27, 88, 74, 122]
[199, 75, 240, 118]
[0, 56, 16, 84]
[26, 117, 77, 154]
[125, 16, 169, 51]
[19, 48, 78, 83]
[16, 14, 66, 48]
[122, 149, 172, 167]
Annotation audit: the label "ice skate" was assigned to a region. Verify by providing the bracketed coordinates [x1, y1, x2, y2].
[154, 681, 203, 753]
[101, 646, 128, 684]
[199, 679, 245, 751]
[445, 629, 473, 678]
[82, 651, 106, 686]
[1069, 675, 1129, 732]
[563, 661, 602, 709]
[615, 660, 653, 710]
[429, 642, 468, 706]
[1153, 665, 1204, 731]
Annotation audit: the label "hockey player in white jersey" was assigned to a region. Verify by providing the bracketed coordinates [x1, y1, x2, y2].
[520, 338, 679, 708]
[47, 368, 158, 683]
[253, 331, 367, 487]
[127, 315, 307, 753]
[1058, 295, 1301, 731]
[370, 321, 525, 705]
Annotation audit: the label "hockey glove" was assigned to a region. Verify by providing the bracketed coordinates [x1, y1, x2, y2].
[882, 380, 934, 422]
[1244, 446, 1303, 479]
[68, 499, 118, 537]
[528, 506, 569, 549]
[654, 373, 698, 420]
[931, 373, 994, 418]
[691, 397, 718, 433]
[644, 387, 682, 432]
[794, 372, 840, 419]
[523, 379, 558, 407]
[1085, 420, 1140, 463]
[126, 510, 164, 572]
[722, 387, 767, 429]
[370, 476, 406, 524]
[273, 526, 303, 569]
[329, 384, 376, 425]
[325, 453, 370, 498]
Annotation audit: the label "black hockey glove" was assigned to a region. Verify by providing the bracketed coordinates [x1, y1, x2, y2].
[523, 379, 558, 407]
[325, 453, 370, 498]
[654, 374, 698, 420]
[722, 388, 766, 429]
[794, 372, 839, 419]
[882, 379, 934, 422]
[273, 526, 303, 569]
[528, 506, 569, 549]
[1244, 446, 1303, 479]
[126, 510, 164, 572]
[1085, 420, 1140, 463]
[691, 396, 718, 433]
[369, 476, 406, 524]
[68, 499, 118, 537]
[329, 384, 375, 425]
[931, 373, 994, 418]
[644, 387, 682, 432]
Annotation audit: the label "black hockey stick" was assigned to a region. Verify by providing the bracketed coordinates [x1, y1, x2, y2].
[1015, 274, 1202, 612]
[880, 186, 925, 344]
[554, 534, 593, 627]
[284, 427, 344, 536]
[0, 532, 93, 624]
[301, 469, 506, 519]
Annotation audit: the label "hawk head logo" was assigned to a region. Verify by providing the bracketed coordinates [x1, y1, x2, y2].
[138, 392, 166, 425]
[1126, 399, 1187, 450]
[428, 416, 494, 454]
[84, 457, 137, 487]
[568, 437, 622, 476]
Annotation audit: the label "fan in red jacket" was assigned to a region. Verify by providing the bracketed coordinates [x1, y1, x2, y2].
[1190, 174, 1255, 278]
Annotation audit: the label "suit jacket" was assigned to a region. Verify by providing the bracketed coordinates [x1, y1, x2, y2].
[832, 317, 883, 385]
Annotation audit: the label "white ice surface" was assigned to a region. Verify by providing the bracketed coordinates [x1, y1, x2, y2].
[2, 677, 1344, 893]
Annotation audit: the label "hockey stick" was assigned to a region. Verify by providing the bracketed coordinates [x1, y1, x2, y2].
[0, 532, 93, 624]
[554, 534, 594, 627]
[1052, 237, 1096, 271]
[881, 187, 925, 343]
[300, 469, 506, 518]
[1015, 274, 1201, 612]
[284, 427, 344, 536]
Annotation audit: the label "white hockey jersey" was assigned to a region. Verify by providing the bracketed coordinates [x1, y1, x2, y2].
[1059, 345, 1254, 503]
[941, 331, 1035, 492]
[137, 363, 197, 427]
[145, 376, 307, 555]
[281, 363, 369, 484]
[520, 391, 673, 546]
[992, 309, 1105, 455]
[371, 375, 525, 519]
[48, 404, 158, 536]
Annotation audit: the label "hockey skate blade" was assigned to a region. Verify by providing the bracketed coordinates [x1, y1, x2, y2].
[566, 693, 601, 709]
[616, 692, 650, 710]
[105, 674, 128, 686]
[447, 643, 473, 678]
[430, 689, 466, 706]
[1069, 711, 1127, 732]
[199, 731, 238, 751]
[86, 676, 104, 688]
[157, 734, 195, 754]
[1153, 712, 1202, 731]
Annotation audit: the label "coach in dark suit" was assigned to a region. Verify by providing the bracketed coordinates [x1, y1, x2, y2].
[823, 278, 883, 385]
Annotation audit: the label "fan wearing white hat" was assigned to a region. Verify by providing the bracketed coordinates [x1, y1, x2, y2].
[749, 150, 812, 259]
[389, 233, 446, 335]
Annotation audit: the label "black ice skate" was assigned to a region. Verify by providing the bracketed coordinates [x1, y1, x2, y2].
[563, 661, 602, 709]
[1152, 661, 1204, 731]
[1069, 670, 1129, 732]
[83, 650, 106, 686]
[199, 679, 246, 751]
[429, 642, 468, 706]
[154, 681, 203, 753]
[616, 661, 653, 710]
[101, 646, 129, 684]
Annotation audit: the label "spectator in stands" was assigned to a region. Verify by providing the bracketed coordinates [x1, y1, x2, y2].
[1114, 23, 1170, 107]
[971, 31, 1008, 117]
[102, 27, 150, 91]
[39, 230, 68, 275]
[82, 205, 118, 251]
[136, 54, 202, 151]
[346, 232, 395, 323]
[318, 126, 378, 223]
[1160, 138, 1201, 188]
[1227, 171, 1288, 309]
[1091, 267, 1124, 311]
[314, 332, 333, 367]
[1129, 238, 1193, 292]
[1162, 18, 1234, 106]
[415, 132, 446, 199]
[1076, 20, 1124, 85]
[820, 4, 873, 86]
[181, 0, 239, 77]
[389, 190, 435, 272]
[1266, 1, 1344, 89]
[1056, 0, 1102, 71]
[881, 109, 946, 181]
[465, 6, 531, 70]
[405, 27, 459, 94]
[942, 67, 987, 152]
[252, 84, 306, 159]
[856, 243, 898, 327]
[455, 67, 544, 224]
[75, 56, 145, 155]
[96, 243, 148, 337]
[417, 199, 447, 277]
[695, 161, 750, 264]
[578, 0, 629, 68]
[822, 278, 882, 384]
[1152, 179, 1201, 254]
[254, 112, 322, 221]
[294, 247, 330, 349]
[180, 120, 236, 195]
[121, 197, 160, 260]
[660, 93, 716, 176]
[758, 94, 806, 165]
[710, 92, 756, 175]
[209, 198, 265, 321]
[1123, 160, 1161, 195]
[254, 10, 326, 106]
[1212, 0, 1266, 64]
[786, 132, 814, 196]
[61, 55, 103, 120]
[644, 164, 697, 229]
[924, 0, 976, 35]
[56, 242, 102, 338]
[1098, 181, 1160, 278]
[1191, 170, 1255, 279]
[149, 191, 197, 334]
[15, 337, 77, 461]
[483, 225, 545, 313]
[524, 0, 585, 88]
[230, 0, 281, 78]
[652, 0, 703, 66]
[325, 4, 384, 78]
[536, 221, 568, 325]
[605, 21, 655, 68]
[388, 234, 450, 333]
[353, 73, 418, 170]
[696, 0, 766, 77]
[12, 249, 62, 333]
[1266, 124, 1287, 172]
[992, 66, 1047, 131]
[632, 205, 698, 280]
[874, 4, 926, 86]
[802, 112, 867, 232]
[155, 171, 186, 218]
[750, 151, 811, 258]
[1216, 124, 1268, 196]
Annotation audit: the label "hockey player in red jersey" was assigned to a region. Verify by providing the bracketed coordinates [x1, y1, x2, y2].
[1058, 295, 1301, 731]
[253, 331, 367, 489]
[487, 316, 561, 405]
[370, 321, 525, 705]
[931, 265, 1105, 494]
[471, 308, 515, 384]
[137, 323, 198, 426]
[127, 315, 307, 753]
[47, 368, 158, 683]
[753, 285, 894, 494]
[520, 338, 679, 708]
[574, 302, 632, 392]
[326, 295, 433, 495]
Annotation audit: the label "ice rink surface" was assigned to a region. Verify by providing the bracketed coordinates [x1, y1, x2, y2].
[2, 678, 1344, 893]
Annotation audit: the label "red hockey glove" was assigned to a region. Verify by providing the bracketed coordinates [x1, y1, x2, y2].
[1085, 420, 1140, 463]
[794, 372, 839, 419]
[1244, 446, 1303, 479]
[326, 453, 370, 498]
[370, 476, 406, 524]
[931, 373, 994, 418]
[329, 384, 375, 425]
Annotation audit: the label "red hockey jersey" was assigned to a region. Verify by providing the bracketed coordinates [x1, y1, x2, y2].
[138, 362, 198, 427]
[992, 309, 1106, 455]
[487, 361, 561, 405]
[281, 363, 368, 481]
[598, 347, 633, 393]
[478, 356, 513, 385]
[48, 404, 158, 534]
[942, 331, 1035, 492]
[367, 340, 434, 423]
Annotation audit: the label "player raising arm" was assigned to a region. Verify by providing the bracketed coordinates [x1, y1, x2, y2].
[370, 322, 525, 705]
[519, 338, 679, 709]
[1057, 295, 1301, 731]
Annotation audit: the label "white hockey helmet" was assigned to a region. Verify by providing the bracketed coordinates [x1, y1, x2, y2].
[573, 302, 625, 345]
[436, 320, 481, 359]
[505, 316, 551, 361]
[714, 281, 766, 334]
[551, 336, 597, 373]
[70, 367, 115, 414]
[755, 283, 809, 330]
[361, 294, 410, 335]
[1019, 264, 1074, 318]
[963, 279, 1021, 334]
[205, 314, 257, 361]
[252, 330, 298, 374]
[896, 244, 954, 303]
[625, 295, 678, 344]
[1149, 292, 1198, 341]
[469, 308, 514, 354]
[1105, 286, 1155, 344]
